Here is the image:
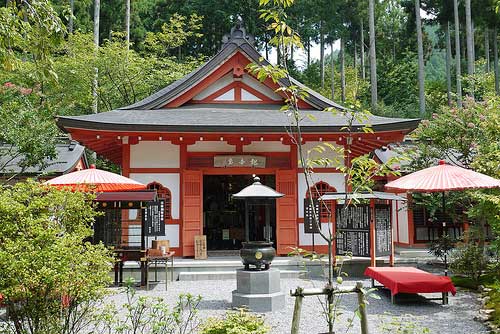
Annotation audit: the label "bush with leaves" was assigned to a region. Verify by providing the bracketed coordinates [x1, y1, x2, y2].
[450, 231, 491, 288]
[201, 309, 269, 334]
[91, 279, 201, 334]
[0, 180, 113, 334]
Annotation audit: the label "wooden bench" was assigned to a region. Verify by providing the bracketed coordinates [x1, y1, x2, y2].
[364, 266, 456, 304]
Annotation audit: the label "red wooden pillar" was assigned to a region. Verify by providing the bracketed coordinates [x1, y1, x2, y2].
[276, 170, 298, 255]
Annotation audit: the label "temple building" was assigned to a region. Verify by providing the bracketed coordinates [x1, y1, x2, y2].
[56, 26, 420, 257]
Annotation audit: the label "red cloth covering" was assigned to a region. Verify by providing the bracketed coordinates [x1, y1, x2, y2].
[364, 266, 457, 296]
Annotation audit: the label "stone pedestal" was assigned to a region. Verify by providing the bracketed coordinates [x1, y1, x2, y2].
[232, 268, 285, 312]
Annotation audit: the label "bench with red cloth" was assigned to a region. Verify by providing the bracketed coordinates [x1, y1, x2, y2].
[364, 266, 456, 304]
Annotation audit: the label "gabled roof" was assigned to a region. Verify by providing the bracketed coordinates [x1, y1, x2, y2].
[0, 140, 87, 175]
[120, 24, 344, 111]
[58, 104, 420, 133]
[56, 24, 420, 135]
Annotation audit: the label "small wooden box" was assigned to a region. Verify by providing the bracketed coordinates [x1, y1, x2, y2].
[194, 235, 207, 260]
[152, 240, 170, 252]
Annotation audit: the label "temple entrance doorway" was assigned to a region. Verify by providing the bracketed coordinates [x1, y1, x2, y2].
[203, 174, 276, 254]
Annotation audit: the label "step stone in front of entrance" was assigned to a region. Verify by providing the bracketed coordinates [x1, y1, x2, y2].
[178, 269, 307, 281]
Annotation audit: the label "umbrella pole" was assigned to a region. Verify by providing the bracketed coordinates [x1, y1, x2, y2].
[442, 191, 448, 277]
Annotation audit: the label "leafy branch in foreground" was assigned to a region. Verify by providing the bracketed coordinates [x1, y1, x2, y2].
[247, 1, 405, 333]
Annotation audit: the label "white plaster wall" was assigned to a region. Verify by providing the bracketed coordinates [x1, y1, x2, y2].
[144, 225, 180, 248]
[243, 141, 290, 152]
[188, 141, 236, 152]
[299, 223, 333, 246]
[214, 89, 234, 101]
[299, 141, 344, 168]
[396, 196, 409, 244]
[242, 74, 281, 101]
[297, 173, 345, 218]
[130, 141, 179, 168]
[192, 73, 233, 100]
[241, 89, 261, 101]
[129, 173, 180, 219]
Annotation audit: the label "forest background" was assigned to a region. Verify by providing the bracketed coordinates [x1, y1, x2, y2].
[0, 0, 499, 175]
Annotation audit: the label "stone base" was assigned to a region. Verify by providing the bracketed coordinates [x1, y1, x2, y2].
[232, 268, 285, 312]
[232, 290, 285, 312]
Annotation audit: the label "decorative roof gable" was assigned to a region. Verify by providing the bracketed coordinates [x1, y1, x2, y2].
[119, 24, 345, 111]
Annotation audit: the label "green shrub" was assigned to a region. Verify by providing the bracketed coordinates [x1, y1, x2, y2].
[201, 309, 269, 334]
[450, 241, 490, 287]
[0, 180, 113, 334]
[91, 281, 202, 334]
[485, 282, 500, 326]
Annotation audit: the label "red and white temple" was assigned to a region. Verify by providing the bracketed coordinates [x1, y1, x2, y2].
[57, 25, 420, 256]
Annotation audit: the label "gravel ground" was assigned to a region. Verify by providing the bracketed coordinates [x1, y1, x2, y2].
[103, 277, 489, 334]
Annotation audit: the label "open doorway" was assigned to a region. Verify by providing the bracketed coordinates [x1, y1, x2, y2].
[203, 175, 276, 252]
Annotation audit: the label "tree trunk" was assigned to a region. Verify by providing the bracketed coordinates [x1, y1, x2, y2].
[465, 0, 474, 99]
[494, 26, 499, 95]
[320, 25, 325, 89]
[125, 0, 130, 52]
[415, 0, 425, 117]
[453, 0, 462, 108]
[353, 39, 357, 69]
[277, 45, 281, 66]
[68, 0, 74, 33]
[265, 39, 269, 60]
[360, 20, 366, 80]
[330, 43, 335, 100]
[340, 38, 346, 103]
[307, 35, 311, 67]
[485, 28, 490, 72]
[361, 20, 366, 80]
[368, 0, 378, 111]
[445, 21, 452, 106]
[472, 20, 476, 67]
[92, 0, 100, 114]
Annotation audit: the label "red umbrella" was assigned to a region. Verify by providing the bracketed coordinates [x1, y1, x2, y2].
[385, 160, 500, 275]
[385, 160, 500, 193]
[45, 164, 146, 192]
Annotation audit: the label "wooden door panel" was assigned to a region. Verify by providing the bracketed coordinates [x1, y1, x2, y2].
[276, 170, 298, 255]
[182, 171, 203, 256]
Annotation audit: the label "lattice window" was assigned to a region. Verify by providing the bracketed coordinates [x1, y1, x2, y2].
[147, 182, 172, 220]
[306, 181, 337, 222]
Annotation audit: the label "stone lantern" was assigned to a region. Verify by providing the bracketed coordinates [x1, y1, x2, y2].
[233, 175, 284, 270]
[232, 175, 285, 312]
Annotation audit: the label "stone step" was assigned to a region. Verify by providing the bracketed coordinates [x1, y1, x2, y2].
[178, 269, 306, 281]
[396, 249, 434, 258]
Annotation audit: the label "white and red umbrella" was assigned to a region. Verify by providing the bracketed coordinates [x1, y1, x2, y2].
[385, 160, 500, 275]
[385, 160, 500, 193]
[45, 164, 146, 192]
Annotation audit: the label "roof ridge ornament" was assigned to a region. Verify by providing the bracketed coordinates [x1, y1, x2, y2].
[222, 17, 255, 47]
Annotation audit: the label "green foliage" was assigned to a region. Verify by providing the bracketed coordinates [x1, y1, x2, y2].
[144, 13, 203, 58]
[485, 281, 500, 327]
[428, 234, 455, 263]
[92, 281, 202, 334]
[0, 0, 65, 74]
[201, 309, 269, 334]
[0, 180, 113, 334]
[0, 84, 58, 175]
[450, 232, 491, 287]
